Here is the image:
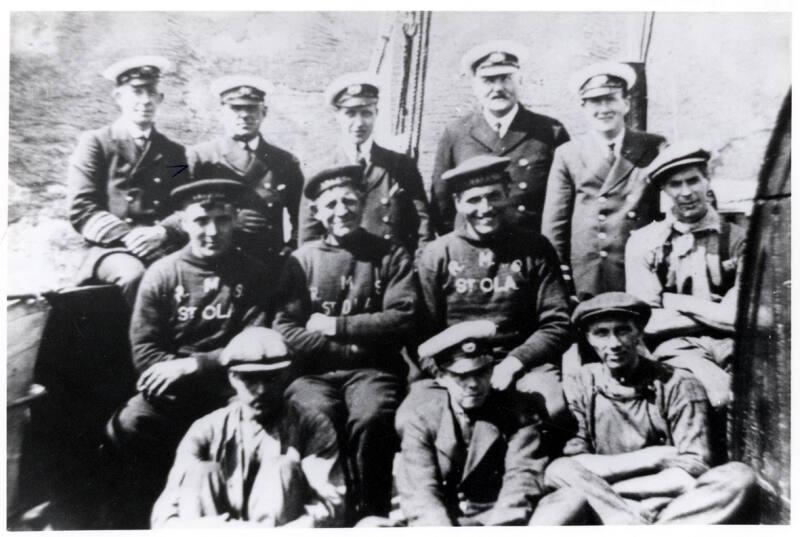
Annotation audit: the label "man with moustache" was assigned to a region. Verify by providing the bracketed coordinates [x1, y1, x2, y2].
[544, 292, 756, 524]
[417, 155, 571, 422]
[68, 56, 188, 305]
[188, 75, 304, 260]
[625, 144, 746, 408]
[299, 72, 433, 256]
[429, 41, 569, 236]
[542, 61, 666, 301]
[106, 180, 279, 527]
[151, 327, 345, 528]
[394, 320, 590, 527]
[273, 165, 418, 521]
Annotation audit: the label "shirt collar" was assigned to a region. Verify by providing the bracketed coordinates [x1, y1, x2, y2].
[669, 205, 721, 235]
[482, 103, 519, 138]
[241, 136, 260, 152]
[124, 122, 152, 141]
[593, 128, 625, 158]
[343, 136, 374, 165]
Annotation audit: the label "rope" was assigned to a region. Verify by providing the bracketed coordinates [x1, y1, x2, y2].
[641, 12, 656, 63]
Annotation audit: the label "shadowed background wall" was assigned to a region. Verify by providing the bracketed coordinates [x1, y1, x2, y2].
[8, 11, 790, 291]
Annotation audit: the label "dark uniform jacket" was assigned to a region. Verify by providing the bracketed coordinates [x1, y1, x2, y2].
[67, 120, 188, 279]
[395, 379, 549, 526]
[417, 224, 571, 376]
[299, 143, 433, 256]
[430, 106, 569, 235]
[273, 229, 418, 377]
[188, 136, 304, 258]
[541, 129, 666, 300]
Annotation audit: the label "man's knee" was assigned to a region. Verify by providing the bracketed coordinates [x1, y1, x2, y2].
[107, 393, 155, 446]
[95, 253, 146, 301]
[706, 462, 757, 492]
[529, 487, 592, 526]
[544, 457, 586, 489]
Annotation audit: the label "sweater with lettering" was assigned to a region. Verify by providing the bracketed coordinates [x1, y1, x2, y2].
[273, 228, 418, 376]
[417, 224, 571, 374]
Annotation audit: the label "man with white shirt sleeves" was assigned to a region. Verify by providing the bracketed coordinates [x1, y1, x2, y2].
[624, 143, 746, 408]
[429, 41, 569, 235]
[67, 56, 188, 305]
[541, 61, 666, 301]
[298, 72, 433, 256]
[188, 75, 304, 260]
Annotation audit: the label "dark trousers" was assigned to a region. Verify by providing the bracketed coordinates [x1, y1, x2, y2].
[286, 369, 403, 520]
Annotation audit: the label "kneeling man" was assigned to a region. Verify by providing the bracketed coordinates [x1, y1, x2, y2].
[395, 321, 588, 526]
[545, 292, 756, 524]
[152, 328, 345, 528]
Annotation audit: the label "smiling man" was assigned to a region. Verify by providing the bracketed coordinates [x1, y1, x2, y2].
[624, 143, 746, 408]
[299, 72, 432, 256]
[106, 179, 280, 528]
[544, 292, 756, 524]
[68, 56, 188, 305]
[273, 165, 418, 522]
[188, 75, 304, 261]
[429, 41, 569, 235]
[418, 155, 571, 423]
[542, 61, 666, 301]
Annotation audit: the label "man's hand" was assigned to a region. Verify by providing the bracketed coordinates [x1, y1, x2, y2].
[306, 313, 337, 336]
[490, 356, 525, 391]
[137, 358, 200, 400]
[123, 226, 167, 261]
[237, 209, 268, 234]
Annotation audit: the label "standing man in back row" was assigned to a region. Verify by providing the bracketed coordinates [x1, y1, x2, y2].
[68, 56, 188, 306]
[542, 61, 666, 301]
[188, 75, 304, 261]
[430, 41, 569, 236]
[299, 72, 433, 257]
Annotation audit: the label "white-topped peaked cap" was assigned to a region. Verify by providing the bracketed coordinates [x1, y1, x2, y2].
[102, 55, 170, 86]
[460, 40, 528, 76]
[570, 60, 637, 98]
[324, 71, 381, 108]
[211, 74, 273, 105]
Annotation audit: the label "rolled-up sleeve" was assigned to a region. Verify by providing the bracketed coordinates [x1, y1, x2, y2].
[663, 373, 712, 477]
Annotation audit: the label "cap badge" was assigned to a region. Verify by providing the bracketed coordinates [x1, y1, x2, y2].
[488, 52, 505, 63]
[347, 84, 362, 96]
[462, 342, 477, 353]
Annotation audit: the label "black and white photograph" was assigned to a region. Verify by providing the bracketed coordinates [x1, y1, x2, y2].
[4, 2, 792, 531]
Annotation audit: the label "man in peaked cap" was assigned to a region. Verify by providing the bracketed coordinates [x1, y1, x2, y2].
[152, 327, 346, 528]
[273, 164, 418, 522]
[545, 292, 756, 524]
[299, 72, 433, 258]
[624, 142, 746, 409]
[68, 55, 189, 306]
[106, 179, 282, 528]
[429, 40, 569, 236]
[417, 155, 572, 422]
[393, 320, 589, 526]
[188, 74, 304, 262]
[542, 61, 666, 302]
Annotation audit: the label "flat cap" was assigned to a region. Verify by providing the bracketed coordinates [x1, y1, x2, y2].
[103, 55, 170, 87]
[441, 155, 511, 195]
[211, 75, 272, 105]
[418, 320, 497, 374]
[571, 292, 652, 330]
[221, 327, 291, 374]
[461, 40, 528, 76]
[324, 72, 380, 108]
[170, 179, 250, 208]
[570, 61, 636, 99]
[304, 165, 364, 200]
[646, 141, 711, 185]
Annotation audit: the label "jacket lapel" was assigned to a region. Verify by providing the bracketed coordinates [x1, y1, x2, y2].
[434, 401, 460, 467]
[364, 144, 391, 192]
[461, 420, 501, 484]
[498, 109, 529, 155]
[468, 112, 501, 153]
[221, 137, 254, 175]
[135, 129, 165, 174]
[598, 129, 645, 196]
[576, 135, 613, 188]
[111, 120, 142, 171]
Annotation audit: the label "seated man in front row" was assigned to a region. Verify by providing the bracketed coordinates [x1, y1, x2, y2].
[545, 292, 756, 524]
[395, 320, 588, 526]
[625, 143, 746, 407]
[151, 327, 345, 528]
[417, 155, 572, 421]
[273, 165, 418, 521]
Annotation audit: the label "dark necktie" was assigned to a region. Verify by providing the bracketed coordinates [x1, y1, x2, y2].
[134, 135, 148, 157]
[607, 142, 617, 166]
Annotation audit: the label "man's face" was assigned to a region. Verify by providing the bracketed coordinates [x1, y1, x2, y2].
[454, 183, 508, 238]
[180, 202, 236, 259]
[441, 364, 493, 410]
[585, 316, 642, 376]
[581, 91, 630, 136]
[312, 185, 364, 240]
[472, 72, 521, 117]
[662, 165, 711, 223]
[113, 83, 163, 128]
[220, 103, 266, 140]
[228, 369, 291, 421]
[334, 104, 377, 146]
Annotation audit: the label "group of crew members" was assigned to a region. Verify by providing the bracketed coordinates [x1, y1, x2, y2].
[65, 41, 756, 528]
